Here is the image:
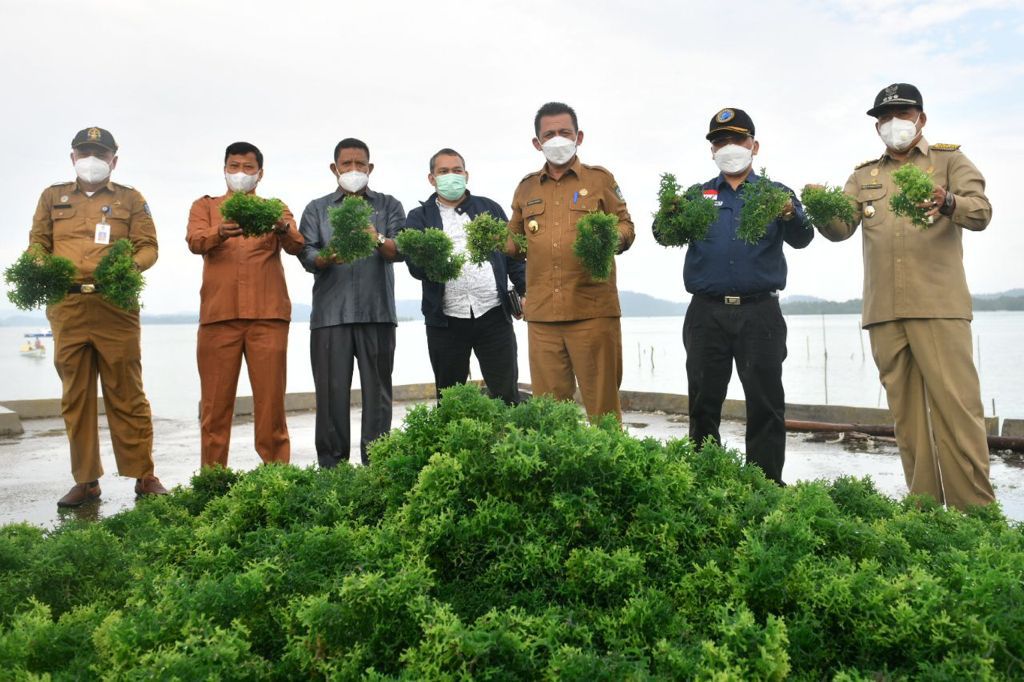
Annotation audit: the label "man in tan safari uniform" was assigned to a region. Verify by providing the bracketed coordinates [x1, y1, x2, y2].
[813, 83, 994, 510]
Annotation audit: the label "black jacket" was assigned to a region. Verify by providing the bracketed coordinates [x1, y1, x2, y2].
[402, 191, 526, 327]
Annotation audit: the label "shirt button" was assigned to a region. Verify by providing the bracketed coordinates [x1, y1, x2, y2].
[555, 288, 560, 292]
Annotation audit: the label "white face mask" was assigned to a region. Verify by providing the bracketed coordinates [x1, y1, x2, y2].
[541, 136, 577, 165]
[337, 170, 369, 193]
[74, 156, 111, 184]
[225, 171, 259, 193]
[878, 116, 919, 151]
[713, 144, 753, 175]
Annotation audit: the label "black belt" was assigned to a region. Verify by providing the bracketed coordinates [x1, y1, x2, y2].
[694, 291, 778, 306]
[68, 284, 102, 294]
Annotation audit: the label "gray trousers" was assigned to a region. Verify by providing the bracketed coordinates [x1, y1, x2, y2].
[310, 323, 395, 467]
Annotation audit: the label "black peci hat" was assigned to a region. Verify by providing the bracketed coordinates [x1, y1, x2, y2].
[706, 108, 755, 140]
[866, 83, 923, 117]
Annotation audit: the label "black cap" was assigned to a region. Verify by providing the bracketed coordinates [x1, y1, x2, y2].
[866, 83, 923, 117]
[71, 127, 118, 152]
[706, 108, 755, 141]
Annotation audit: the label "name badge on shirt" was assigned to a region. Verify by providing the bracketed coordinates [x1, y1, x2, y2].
[94, 223, 110, 245]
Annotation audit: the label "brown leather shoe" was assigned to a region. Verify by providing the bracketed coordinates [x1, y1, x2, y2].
[135, 476, 168, 496]
[57, 481, 101, 507]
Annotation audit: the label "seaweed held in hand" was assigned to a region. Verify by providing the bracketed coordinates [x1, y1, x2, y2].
[653, 173, 717, 245]
[573, 211, 619, 281]
[3, 246, 76, 310]
[219, 193, 285, 238]
[395, 228, 466, 283]
[738, 169, 792, 245]
[321, 195, 376, 263]
[889, 164, 935, 229]
[800, 185, 856, 228]
[463, 212, 511, 265]
[94, 239, 145, 311]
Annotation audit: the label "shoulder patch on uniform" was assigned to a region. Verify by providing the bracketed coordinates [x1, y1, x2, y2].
[854, 158, 878, 170]
[614, 185, 625, 201]
[143, 202, 152, 216]
[931, 143, 961, 151]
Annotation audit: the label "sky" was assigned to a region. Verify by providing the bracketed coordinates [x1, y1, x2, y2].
[1, 0, 1022, 315]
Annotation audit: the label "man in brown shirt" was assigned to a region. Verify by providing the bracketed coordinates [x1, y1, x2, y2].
[813, 83, 995, 510]
[187, 141, 304, 468]
[29, 126, 167, 506]
[508, 102, 634, 421]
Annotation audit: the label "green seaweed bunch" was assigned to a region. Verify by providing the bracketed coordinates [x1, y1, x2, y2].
[3, 246, 77, 310]
[94, 239, 145, 311]
[889, 164, 935, 229]
[800, 184, 856, 228]
[653, 173, 717, 245]
[573, 211, 619, 281]
[738, 169, 792, 245]
[321, 195, 376, 263]
[395, 228, 466, 283]
[219, 193, 285, 238]
[463, 212, 511, 264]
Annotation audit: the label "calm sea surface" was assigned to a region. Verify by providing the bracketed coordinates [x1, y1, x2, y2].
[2, 312, 1022, 422]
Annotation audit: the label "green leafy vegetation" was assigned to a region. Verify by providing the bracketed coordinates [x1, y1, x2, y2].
[800, 184, 856, 228]
[321, 195, 376, 263]
[573, 211, 619, 281]
[94, 239, 145, 311]
[3, 246, 76, 310]
[738, 169, 792, 245]
[463, 212, 510, 264]
[890, 164, 935, 229]
[395, 228, 465, 283]
[653, 173, 717, 245]
[219, 193, 285, 238]
[2, 385, 1022, 679]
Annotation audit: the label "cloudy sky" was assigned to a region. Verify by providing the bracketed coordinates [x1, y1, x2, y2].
[2, 0, 1022, 314]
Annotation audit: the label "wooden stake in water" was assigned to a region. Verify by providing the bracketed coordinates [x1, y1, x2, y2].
[821, 314, 829, 405]
[650, 345, 655, 371]
[858, 318, 865, 362]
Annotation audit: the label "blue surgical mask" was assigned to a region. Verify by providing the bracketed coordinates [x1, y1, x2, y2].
[435, 173, 467, 201]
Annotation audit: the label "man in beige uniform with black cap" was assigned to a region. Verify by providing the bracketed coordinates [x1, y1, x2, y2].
[812, 84, 995, 510]
[28, 127, 168, 506]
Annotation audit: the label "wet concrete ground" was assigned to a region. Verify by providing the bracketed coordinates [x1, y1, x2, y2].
[1, 404, 1022, 528]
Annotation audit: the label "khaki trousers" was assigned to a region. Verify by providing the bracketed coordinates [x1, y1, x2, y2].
[869, 318, 995, 509]
[197, 319, 290, 467]
[47, 294, 155, 483]
[527, 317, 622, 421]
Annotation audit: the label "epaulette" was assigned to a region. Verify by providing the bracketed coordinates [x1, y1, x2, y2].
[854, 158, 879, 170]
[581, 163, 613, 176]
[518, 169, 543, 183]
[110, 181, 135, 190]
[931, 143, 960, 152]
[49, 180, 74, 188]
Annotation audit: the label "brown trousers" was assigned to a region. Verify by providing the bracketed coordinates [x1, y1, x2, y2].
[527, 317, 622, 421]
[47, 294, 155, 483]
[869, 318, 995, 510]
[197, 319, 290, 467]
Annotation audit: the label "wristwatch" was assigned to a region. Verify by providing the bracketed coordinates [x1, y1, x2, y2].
[375, 232, 386, 248]
[940, 190, 955, 216]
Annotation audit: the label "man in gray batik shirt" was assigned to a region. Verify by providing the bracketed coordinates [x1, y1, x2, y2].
[297, 137, 405, 467]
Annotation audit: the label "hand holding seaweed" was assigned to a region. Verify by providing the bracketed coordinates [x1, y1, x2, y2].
[321, 195, 376, 263]
[94, 238, 145, 311]
[395, 228, 465, 283]
[3, 245, 77, 310]
[219, 193, 285, 238]
[464, 212, 511, 264]
[889, 164, 935, 229]
[800, 184, 856, 228]
[653, 173, 717, 245]
[738, 169, 791, 244]
[573, 211, 619, 281]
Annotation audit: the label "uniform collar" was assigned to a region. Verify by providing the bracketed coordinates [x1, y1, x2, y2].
[73, 179, 115, 194]
[426, 189, 473, 212]
[882, 135, 930, 162]
[539, 155, 582, 182]
[331, 187, 378, 204]
[713, 168, 759, 190]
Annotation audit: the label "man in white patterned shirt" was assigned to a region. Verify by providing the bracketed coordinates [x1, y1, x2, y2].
[401, 148, 526, 404]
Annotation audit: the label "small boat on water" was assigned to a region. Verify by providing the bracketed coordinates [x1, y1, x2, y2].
[19, 332, 48, 358]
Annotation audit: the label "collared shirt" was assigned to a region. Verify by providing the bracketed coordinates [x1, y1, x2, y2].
[508, 157, 635, 322]
[297, 188, 405, 329]
[675, 171, 813, 297]
[438, 200, 501, 318]
[817, 137, 991, 326]
[186, 193, 304, 324]
[30, 179, 158, 280]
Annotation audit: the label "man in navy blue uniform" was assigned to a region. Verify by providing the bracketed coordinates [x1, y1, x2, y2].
[402, 148, 526, 405]
[656, 108, 813, 484]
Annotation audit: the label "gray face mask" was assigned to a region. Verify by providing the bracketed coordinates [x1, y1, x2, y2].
[74, 156, 111, 184]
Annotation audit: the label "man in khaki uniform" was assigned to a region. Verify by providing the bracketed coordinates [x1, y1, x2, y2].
[507, 102, 635, 421]
[29, 126, 168, 507]
[813, 84, 994, 509]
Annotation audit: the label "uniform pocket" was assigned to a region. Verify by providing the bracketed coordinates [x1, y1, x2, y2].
[523, 202, 545, 238]
[109, 207, 132, 241]
[857, 185, 888, 227]
[51, 206, 79, 239]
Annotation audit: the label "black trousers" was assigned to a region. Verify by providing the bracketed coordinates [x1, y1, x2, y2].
[310, 323, 395, 467]
[683, 296, 788, 484]
[425, 306, 520, 405]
